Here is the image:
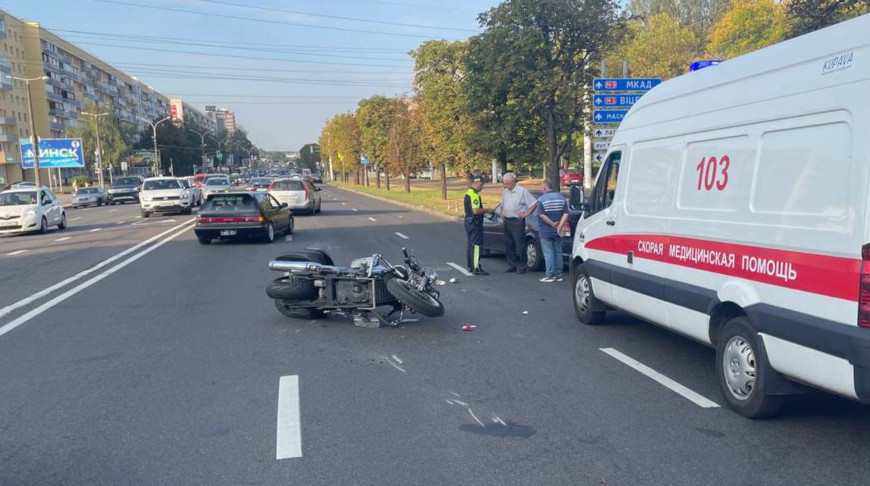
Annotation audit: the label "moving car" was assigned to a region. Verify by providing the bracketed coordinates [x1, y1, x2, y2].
[181, 177, 202, 206]
[201, 177, 233, 199]
[246, 177, 273, 192]
[570, 15, 870, 418]
[0, 187, 67, 235]
[193, 173, 208, 187]
[560, 168, 583, 186]
[10, 181, 36, 189]
[139, 177, 193, 218]
[268, 178, 321, 214]
[108, 176, 144, 204]
[71, 187, 109, 208]
[312, 171, 323, 183]
[480, 201, 580, 271]
[195, 192, 293, 244]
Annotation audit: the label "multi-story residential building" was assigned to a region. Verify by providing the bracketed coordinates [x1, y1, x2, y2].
[0, 8, 224, 185]
[170, 98, 217, 133]
[214, 108, 237, 137]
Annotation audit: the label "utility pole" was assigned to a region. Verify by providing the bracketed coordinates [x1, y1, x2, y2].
[81, 111, 109, 187]
[11, 76, 49, 187]
[140, 116, 170, 176]
[189, 128, 213, 173]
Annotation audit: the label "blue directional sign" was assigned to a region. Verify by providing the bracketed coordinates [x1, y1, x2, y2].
[360, 157, 370, 165]
[593, 94, 643, 108]
[594, 110, 628, 124]
[593, 78, 661, 92]
[690, 59, 723, 72]
[20, 138, 85, 168]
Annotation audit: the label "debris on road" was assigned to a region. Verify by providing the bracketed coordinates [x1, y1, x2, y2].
[449, 278, 459, 283]
[522, 311, 528, 315]
[462, 323, 476, 331]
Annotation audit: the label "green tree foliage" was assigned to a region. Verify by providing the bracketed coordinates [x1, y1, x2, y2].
[785, 0, 868, 38]
[134, 119, 255, 176]
[67, 103, 130, 177]
[472, 0, 621, 190]
[298, 143, 320, 171]
[617, 13, 699, 79]
[708, 0, 787, 59]
[319, 113, 362, 183]
[386, 100, 425, 193]
[357, 95, 402, 189]
[628, 0, 731, 45]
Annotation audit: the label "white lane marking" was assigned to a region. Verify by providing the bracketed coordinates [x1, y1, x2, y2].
[70, 217, 83, 221]
[391, 354, 403, 364]
[116, 221, 127, 225]
[6, 250, 27, 256]
[493, 416, 506, 426]
[468, 409, 485, 427]
[0, 219, 195, 321]
[394, 232, 409, 240]
[341, 202, 346, 206]
[352, 208, 358, 212]
[453, 400, 468, 407]
[131, 218, 177, 227]
[108, 209, 118, 213]
[276, 375, 303, 460]
[134, 216, 142, 219]
[367, 217, 377, 222]
[445, 399, 454, 405]
[286, 235, 293, 242]
[447, 262, 473, 277]
[385, 356, 406, 373]
[88, 228, 102, 233]
[600, 348, 720, 409]
[54, 237, 71, 242]
[0, 221, 193, 339]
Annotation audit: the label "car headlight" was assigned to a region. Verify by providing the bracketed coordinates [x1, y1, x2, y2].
[142, 196, 152, 202]
[23, 209, 36, 218]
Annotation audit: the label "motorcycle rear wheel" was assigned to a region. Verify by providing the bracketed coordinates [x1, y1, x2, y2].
[386, 279, 445, 318]
[274, 299, 324, 319]
[266, 277, 317, 300]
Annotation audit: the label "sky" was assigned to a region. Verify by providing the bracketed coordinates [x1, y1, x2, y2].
[5, 0, 501, 150]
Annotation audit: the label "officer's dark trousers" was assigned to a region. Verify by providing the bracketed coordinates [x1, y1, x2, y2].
[465, 221, 483, 270]
[503, 217, 526, 270]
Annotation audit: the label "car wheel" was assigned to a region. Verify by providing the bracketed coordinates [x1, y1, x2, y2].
[716, 317, 784, 418]
[183, 207, 193, 215]
[286, 219, 294, 235]
[58, 212, 67, 230]
[525, 238, 544, 271]
[72, 205, 78, 209]
[572, 263, 605, 325]
[38, 217, 48, 234]
[97, 200, 102, 207]
[141, 211, 150, 219]
[197, 235, 211, 245]
[263, 222, 275, 243]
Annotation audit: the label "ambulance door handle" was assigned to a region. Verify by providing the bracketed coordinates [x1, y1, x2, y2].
[606, 219, 615, 226]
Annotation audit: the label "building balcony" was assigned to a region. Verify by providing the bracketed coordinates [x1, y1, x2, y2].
[0, 133, 19, 143]
[49, 108, 75, 119]
[0, 116, 16, 125]
[46, 91, 63, 102]
[50, 121, 65, 132]
[42, 61, 61, 74]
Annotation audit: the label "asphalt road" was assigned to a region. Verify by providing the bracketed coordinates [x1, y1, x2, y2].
[1, 186, 870, 485]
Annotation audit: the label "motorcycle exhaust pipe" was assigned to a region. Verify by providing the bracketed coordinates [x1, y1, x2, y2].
[268, 260, 341, 273]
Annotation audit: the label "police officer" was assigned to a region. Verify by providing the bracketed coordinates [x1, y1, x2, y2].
[464, 176, 489, 276]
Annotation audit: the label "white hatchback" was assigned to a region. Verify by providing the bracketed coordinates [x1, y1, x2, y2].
[0, 187, 67, 235]
[139, 177, 193, 218]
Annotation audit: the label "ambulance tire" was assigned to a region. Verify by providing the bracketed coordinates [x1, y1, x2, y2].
[572, 264, 605, 325]
[716, 317, 784, 418]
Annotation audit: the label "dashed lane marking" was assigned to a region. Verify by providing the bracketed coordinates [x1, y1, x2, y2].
[447, 262, 473, 277]
[276, 376, 303, 460]
[6, 250, 27, 256]
[394, 232, 409, 239]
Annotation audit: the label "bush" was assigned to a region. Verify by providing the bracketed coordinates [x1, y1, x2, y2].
[72, 175, 91, 188]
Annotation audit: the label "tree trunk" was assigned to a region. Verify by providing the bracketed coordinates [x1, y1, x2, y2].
[376, 167, 381, 189]
[355, 169, 360, 185]
[403, 169, 411, 193]
[498, 150, 508, 180]
[385, 171, 391, 190]
[547, 107, 560, 192]
[440, 163, 447, 200]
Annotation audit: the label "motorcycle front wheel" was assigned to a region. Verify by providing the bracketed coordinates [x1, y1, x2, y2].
[274, 299, 324, 319]
[386, 279, 445, 318]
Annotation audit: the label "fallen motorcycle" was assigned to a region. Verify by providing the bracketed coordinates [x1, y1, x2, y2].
[266, 248, 445, 327]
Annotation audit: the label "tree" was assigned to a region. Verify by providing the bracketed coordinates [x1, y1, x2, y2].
[473, 0, 621, 191]
[628, 0, 731, 46]
[386, 100, 425, 193]
[616, 13, 699, 79]
[298, 143, 320, 171]
[67, 103, 130, 181]
[319, 113, 362, 183]
[357, 96, 401, 190]
[412, 40, 479, 199]
[785, 0, 868, 38]
[708, 0, 787, 59]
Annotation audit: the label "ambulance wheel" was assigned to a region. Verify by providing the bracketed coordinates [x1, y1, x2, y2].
[716, 317, 784, 418]
[572, 264, 604, 325]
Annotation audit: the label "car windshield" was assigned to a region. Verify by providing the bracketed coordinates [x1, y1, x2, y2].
[143, 179, 182, 190]
[0, 191, 37, 206]
[178, 179, 191, 189]
[202, 194, 256, 211]
[113, 177, 139, 187]
[206, 179, 230, 186]
[252, 178, 271, 185]
[76, 188, 100, 195]
[271, 180, 304, 192]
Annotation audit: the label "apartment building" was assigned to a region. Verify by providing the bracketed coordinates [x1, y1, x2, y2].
[0, 8, 221, 184]
[170, 98, 217, 133]
[214, 108, 237, 136]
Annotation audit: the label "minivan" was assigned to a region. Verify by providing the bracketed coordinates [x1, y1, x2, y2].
[570, 15, 870, 417]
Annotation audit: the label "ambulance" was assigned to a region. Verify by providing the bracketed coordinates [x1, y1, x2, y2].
[569, 14, 870, 417]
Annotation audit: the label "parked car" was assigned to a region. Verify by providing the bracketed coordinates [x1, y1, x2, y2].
[312, 171, 324, 183]
[201, 177, 233, 199]
[0, 187, 67, 235]
[10, 181, 36, 189]
[246, 177, 273, 192]
[560, 168, 583, 186]
[71, 187, 109, 208]
[268, 178, 321, 214]
[139, 177, 193, 218]
[108, 176, 144, 204]
[195, 192, 293, 244]
[180, 177, 202, 206]
[479, 200, 580, 271]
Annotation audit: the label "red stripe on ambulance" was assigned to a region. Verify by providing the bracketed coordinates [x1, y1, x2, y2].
[585, 235, 861, 302]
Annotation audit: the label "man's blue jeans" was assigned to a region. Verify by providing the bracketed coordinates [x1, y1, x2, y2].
[541, 234, 563, 278]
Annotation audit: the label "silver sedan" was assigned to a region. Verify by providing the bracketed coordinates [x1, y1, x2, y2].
[71, 187, 109, 208]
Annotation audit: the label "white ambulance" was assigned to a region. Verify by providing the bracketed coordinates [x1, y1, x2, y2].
[570, 14, 870, 417]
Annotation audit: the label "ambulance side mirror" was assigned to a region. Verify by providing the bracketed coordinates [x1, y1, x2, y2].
[569, 185, 587, 212]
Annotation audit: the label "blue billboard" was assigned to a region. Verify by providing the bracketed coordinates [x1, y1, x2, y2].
[20, 138, 86, 168]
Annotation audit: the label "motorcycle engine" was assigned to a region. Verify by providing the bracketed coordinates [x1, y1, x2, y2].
[335, 280, 372, 305]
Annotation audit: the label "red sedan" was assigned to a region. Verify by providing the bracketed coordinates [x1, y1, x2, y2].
[560, 168, 582, 186]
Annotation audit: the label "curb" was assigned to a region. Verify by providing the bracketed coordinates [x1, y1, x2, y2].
[328, 184, 463, 222]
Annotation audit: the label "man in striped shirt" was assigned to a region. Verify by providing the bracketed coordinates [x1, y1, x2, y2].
[535, 179, 570, 282]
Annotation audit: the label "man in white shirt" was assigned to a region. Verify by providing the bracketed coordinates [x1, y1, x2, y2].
[499, 172, 538, 274]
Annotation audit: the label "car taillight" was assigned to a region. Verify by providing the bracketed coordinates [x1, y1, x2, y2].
[860, 244, 870, 328]
[246, 186, 255, 191]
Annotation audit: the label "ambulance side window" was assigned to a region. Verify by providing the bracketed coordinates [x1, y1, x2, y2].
[589, 151, 621, 215]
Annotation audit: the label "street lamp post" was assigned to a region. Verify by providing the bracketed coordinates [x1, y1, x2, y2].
[208, 135, 227, 171]
[189, 128, 213, 173]
[139, 116, 170, 176]
[81, 111, 109, 188]
[8, 76, 49, 187]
